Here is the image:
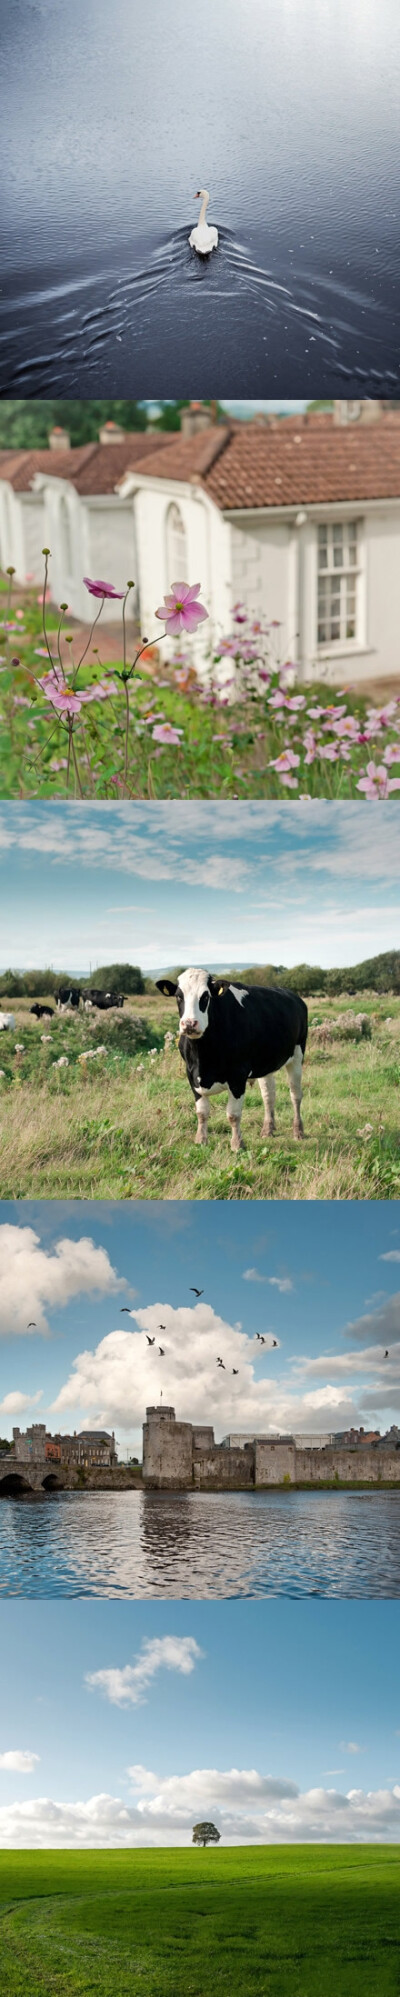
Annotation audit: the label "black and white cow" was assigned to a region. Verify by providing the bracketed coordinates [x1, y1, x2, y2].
[84, 990, 124, 1011]
[56, 986, 82, 1012]
[156, 968, 308, 1151]
[30, 1003, 54, 1020]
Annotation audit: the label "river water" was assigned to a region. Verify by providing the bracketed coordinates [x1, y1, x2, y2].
[1, 0, 400, 394]
[0, 1489, 400, 1596]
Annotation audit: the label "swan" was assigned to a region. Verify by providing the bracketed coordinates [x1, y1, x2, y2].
[189, 189, 218, 255]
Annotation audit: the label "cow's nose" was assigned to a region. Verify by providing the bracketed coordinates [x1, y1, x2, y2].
[182, 1019, 198, 1034]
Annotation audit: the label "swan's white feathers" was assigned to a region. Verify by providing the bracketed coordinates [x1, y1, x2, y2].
[189, 189, 218, 254]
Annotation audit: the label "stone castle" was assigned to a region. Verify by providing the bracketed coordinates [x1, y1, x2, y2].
[142, 1407, 400, 1489]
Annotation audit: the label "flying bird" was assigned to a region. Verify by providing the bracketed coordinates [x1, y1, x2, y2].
[158, 1346, 165, 1356]
[232, 1368, 239, 1376]
[158, 1325, 166, 1331]
[272, 1339, 278, 1348]
[217, 1357, 225, 1369]
[27, 1321, 36, 1328]
[120, 1308, 132, 1314]
[384, 1349, 389, 1358]
[190, 1287, 204, 1297]
[146, 1335, 156, 1346]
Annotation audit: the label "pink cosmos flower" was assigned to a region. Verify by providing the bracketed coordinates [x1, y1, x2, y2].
[83, 577, 125, 600]
[38, 668, 84, 714]
[268, 689, 287, 710]
[270, 749, 300, 787]
[357, 760, 400, 798]
[152, 722, 183, 746]
[318, 743, 340, 761]
[332, 717, 359, 739]
[80, 679, 117, 704]
[366, 702, 398, 730]
[155, 583, 209, 637]
[383, 744, 400, 767]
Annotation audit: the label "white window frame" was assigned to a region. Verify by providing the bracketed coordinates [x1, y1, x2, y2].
[316, 517, 361, 651]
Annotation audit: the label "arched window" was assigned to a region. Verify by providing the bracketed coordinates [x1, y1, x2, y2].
[59, 494, 73, 583]
[166, 503, 188, 586]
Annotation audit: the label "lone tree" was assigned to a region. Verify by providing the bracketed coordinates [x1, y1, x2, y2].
[192, 1822, 221, 1848]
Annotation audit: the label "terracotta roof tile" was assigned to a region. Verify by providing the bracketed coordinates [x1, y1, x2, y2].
[128, 427, 232, 485]
[204, 420, 400, 510]
[0, 433, 175, 496]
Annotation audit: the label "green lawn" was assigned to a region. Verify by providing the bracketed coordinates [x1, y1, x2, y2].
[0, 1846, 399, 1996]
[0, 992, 399, 1199]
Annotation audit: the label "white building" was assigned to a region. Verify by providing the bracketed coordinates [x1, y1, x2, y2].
[1, 403, 400, 683]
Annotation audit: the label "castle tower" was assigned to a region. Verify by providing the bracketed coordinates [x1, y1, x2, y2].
[142, 1406, 193, 1488]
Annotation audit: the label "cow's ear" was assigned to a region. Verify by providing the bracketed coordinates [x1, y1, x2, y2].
[156, 978, 177, 997]
[208, 977, 225, 998]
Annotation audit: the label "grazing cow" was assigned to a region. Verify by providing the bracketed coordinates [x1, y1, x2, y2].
[30, 1003, 54, 1020]
[0, 1012, 15, 1032]
[56, 986, 82, 1012]
[84, 989, 124, 1010]
[156, 969, 308, 1151]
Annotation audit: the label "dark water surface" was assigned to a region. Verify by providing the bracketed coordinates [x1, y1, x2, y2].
[1, 1489, 400, 1596]
[1, 0, 400, 394]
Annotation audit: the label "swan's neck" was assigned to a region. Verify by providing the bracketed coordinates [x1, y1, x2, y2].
[199, 193, 209, 226]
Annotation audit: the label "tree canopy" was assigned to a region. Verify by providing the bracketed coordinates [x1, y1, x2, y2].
[192, 1823, 221, 1847]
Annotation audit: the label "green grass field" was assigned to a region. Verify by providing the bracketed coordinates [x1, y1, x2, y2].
[0, 1846, 399, 1996]
[0, 991, 399, 1200]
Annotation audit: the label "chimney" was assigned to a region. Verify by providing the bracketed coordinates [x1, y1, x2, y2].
[49, 425, 71, 451]
[333, 399, 383, 426]
[180, 402, 214, 438]
[99, 420, 125, 444]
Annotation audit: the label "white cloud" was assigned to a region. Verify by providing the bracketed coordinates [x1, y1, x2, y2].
[0, 1391, 43, 1415]
[0, 1750, 39, 1773]
[0, 1225, 126, 1337]
[1, 1768, 400, 1846]
[50, 1301, 355, 1436]
[343, 1295, 400, 1349]
[86, 1636, 203, 1708]
[340, 1743, 364, 1755]
[268, 1277, 293, 1294]
[380, 1253, 400, 1264]
[242, 1268, 266, 1283]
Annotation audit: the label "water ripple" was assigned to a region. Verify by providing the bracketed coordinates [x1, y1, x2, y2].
[0, 1489, 399, 1598]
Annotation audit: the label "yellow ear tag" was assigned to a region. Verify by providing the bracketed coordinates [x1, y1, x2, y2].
[218, 986, 224, 996]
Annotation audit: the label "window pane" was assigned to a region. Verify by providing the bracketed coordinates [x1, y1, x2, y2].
[318, 526, 328, 569]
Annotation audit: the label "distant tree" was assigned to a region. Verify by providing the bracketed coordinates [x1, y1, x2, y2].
[192, 1823, 221, 1847]
[0, 1438, 12, 1454]
[0, 400, 148, 449]
[84, 963, 144, 995]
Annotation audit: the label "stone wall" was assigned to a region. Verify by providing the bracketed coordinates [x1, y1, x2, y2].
[255, 1441, 296, 1485]
[193, 1444, 254, 1489]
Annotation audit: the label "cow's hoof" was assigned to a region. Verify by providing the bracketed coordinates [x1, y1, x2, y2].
[230, 1133, 245, 1153]
[261, 1122, 275, 1139]
[294, 1124, 305, 1141]
[195, 1125, 208, 1146]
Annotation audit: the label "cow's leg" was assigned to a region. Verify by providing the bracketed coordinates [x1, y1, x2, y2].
[258, 1073, 276, 1138]
[286, 1044, 304, 1139]
[195, 1090, 210, 1145]
[226, 1088, 245, 1152]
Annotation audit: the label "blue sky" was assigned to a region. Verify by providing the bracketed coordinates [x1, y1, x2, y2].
[1, 1200, 400, 1446]
[0, 802, 398, 974]
[0, 1598, 399, 1845]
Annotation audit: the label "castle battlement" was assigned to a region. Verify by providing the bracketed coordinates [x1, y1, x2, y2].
[142, 1408, 400, 1491]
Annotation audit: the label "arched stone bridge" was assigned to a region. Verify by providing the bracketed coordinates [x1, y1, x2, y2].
[0, 1457, 66, 1495]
